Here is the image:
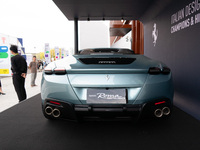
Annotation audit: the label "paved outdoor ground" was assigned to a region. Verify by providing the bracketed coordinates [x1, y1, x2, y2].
[0, 71, 42, 112]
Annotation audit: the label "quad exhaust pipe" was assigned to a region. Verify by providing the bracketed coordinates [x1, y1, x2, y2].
[52, 108, 61, 118]
[162, 107, 170, 116]
[45, 106, 53, 115]
[154, 109, 163, 118]
[45, 106, 61, 118]
[154, 107, 170, 118]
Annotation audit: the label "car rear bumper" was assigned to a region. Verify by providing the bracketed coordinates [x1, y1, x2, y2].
[42, 98, 172, 121]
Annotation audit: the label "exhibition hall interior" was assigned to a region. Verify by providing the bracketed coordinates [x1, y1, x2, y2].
[0, 0, 200, 149]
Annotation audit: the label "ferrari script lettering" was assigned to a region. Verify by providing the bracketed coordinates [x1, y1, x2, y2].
[98, 61, 116, 64]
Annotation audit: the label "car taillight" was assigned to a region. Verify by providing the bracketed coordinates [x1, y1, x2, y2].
[44, 68, 53, 74]
[54, 68, 66, 75]
[148, 67, 171, 75]
[155, 101, 166, 105]
[162, 67, 170, 74]
[148, 67, 161, 74]
[49, 101, 61, 105]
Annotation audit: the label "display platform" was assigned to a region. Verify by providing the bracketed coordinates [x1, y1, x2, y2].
[0, 94, 200, 150]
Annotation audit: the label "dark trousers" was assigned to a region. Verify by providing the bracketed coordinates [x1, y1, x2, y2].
[13, 74, 27, 102]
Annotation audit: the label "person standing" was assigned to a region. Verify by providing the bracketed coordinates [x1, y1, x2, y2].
[38, 60, 43, 72]
[0, 79, 6, 95]
[29, 56, 37, 87]
[10, 45, 27, 102]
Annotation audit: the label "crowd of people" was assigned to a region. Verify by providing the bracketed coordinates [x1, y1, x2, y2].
[0, 45, 46, 102]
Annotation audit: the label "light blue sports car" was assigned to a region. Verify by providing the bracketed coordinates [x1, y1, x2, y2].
[41, 48, 173, 121]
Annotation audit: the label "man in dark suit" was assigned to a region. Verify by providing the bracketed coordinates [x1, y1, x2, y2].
[10, 45, 27, 102]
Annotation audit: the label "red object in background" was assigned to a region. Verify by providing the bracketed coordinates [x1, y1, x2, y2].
[2, 37, 6, 44]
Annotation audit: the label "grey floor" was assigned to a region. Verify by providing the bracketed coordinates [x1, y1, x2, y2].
[0, 94, 200, 150]
[0, 72, 42, 112]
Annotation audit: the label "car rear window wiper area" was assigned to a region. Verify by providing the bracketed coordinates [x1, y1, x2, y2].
[79, 48, 135, 55]
[78, 57, 136, 65]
